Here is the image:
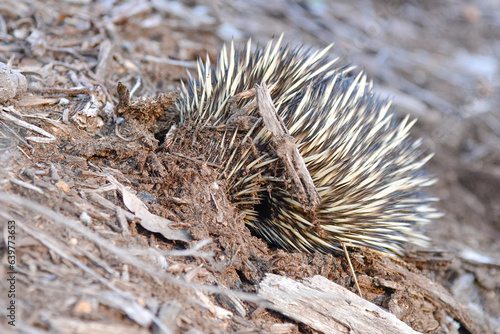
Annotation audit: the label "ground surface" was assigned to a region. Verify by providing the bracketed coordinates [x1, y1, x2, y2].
[0, 0, 499, 333]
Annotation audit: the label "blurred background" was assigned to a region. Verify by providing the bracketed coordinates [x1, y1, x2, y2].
[1, 0, 499, 331]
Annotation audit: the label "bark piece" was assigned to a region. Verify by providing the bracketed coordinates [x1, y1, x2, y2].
[259, 274, 421, 334]
[377, 257, 475, 333]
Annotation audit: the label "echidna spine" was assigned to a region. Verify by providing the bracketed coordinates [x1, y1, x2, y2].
[176, 36, 441, 256]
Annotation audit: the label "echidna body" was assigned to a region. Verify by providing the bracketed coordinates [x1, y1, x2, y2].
[176, 36, 441, 256]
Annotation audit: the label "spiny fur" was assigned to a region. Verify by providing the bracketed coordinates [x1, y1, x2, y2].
[176, 36, 441, 256]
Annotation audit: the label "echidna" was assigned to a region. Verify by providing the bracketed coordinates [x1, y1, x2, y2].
[175, 36, 441, 256]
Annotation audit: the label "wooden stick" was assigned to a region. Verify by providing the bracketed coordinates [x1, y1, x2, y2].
[343, 243, 363, 299]
[254, 83, 320, 210]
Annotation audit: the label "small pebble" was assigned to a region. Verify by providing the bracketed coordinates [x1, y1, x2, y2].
[462, 4, 481, 24]
[79, 212, 92, 226]
[137, 191, 157, 204]
[74, 300, 92, 314]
